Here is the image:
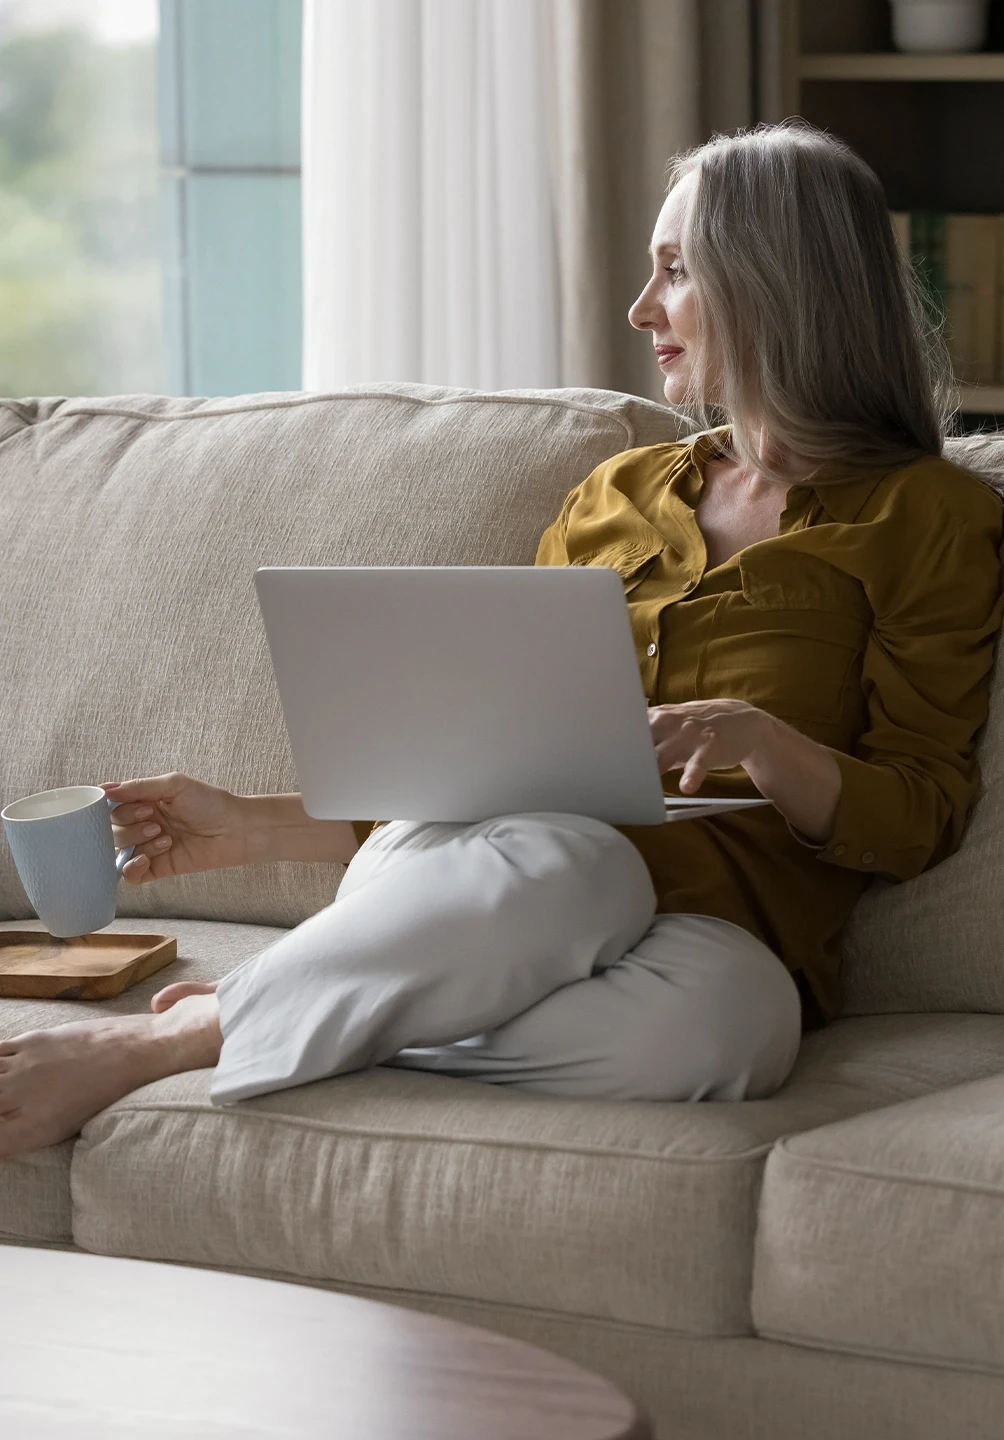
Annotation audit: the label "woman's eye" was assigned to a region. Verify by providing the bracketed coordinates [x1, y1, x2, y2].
[664, 264, 684, 281]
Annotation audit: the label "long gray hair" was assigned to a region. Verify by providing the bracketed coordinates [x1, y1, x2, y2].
[668, 122, 953, 480]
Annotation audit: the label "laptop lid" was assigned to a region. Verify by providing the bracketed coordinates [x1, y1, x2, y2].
[254, 565, 670, 825]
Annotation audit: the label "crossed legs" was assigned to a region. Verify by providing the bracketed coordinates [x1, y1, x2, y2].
[0, 814, 803, 1155]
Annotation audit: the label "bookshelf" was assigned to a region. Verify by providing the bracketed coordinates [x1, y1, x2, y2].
[799, 53, 1004, 81]
[962, 384, 1004, 410]
[762, 0, 1004, 422]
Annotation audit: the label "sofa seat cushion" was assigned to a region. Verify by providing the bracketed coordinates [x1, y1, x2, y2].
[70, 1012, 1004, 1337]
[0, 918, 286, 1245]
[752, 1070, 1004, 1373]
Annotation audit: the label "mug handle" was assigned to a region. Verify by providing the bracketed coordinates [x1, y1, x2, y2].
[106, 798, 136, 876]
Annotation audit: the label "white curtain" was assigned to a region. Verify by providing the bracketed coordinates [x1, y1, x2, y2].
[302, 0, 560, 391]
[302, 0, 756, 397]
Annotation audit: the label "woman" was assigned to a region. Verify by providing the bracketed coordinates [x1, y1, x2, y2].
[2, 122, 1001, 1156]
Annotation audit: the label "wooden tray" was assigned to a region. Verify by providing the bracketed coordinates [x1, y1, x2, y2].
[0, 932, 177, 1000]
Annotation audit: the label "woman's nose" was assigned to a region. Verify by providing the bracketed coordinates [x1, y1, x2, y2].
[628, 283, 662, 332]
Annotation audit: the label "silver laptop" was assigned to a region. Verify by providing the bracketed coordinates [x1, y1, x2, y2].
[254, 566, 770, 827]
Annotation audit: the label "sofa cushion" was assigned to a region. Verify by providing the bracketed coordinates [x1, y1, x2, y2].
[840, 432, 1004, 1015]
[0, 385, 688, 931]
[752, 1070, 1004, 1373]
[69, 1011, 1004, 1336]
[0, 917, 286, 1245]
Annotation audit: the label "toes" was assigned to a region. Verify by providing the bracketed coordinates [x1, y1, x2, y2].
[151, 982, 188, 1013]
[151, 981, 217, 1014]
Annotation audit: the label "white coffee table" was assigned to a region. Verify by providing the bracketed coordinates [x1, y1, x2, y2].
[1, 1247, 651, 1438]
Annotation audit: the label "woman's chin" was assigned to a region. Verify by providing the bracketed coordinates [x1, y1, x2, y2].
[662, 374, 690, 408]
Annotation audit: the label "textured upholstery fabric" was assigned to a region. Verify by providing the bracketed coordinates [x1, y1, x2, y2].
[0, 917, 285, 1245]
[840, 433, 1004, 1015]
[752, 1071, 1004, 1373]
[0, 385, 689, 930]
[69, 1007, 1004, 1335]
[0, 1147, 73, 1248]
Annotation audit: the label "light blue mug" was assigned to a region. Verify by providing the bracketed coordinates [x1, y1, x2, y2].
[1, 785, 136, 938]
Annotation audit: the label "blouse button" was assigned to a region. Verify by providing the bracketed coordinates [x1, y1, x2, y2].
[832, 843, 847, 857]
[862, 850, 875, 864]
[646, 642, 658, 657]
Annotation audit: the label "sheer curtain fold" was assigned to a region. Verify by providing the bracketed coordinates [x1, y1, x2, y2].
[302, 0, 754, 399]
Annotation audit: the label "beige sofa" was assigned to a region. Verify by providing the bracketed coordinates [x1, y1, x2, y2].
[2, 385, 1004, 1440]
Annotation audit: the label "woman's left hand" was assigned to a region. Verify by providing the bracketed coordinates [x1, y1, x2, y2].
[648, 699, 772, 793]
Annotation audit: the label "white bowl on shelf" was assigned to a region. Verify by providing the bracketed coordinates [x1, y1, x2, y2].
[890, 0, 990, 52]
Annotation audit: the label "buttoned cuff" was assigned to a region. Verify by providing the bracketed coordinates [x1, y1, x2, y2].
[785, 749, 883, 873]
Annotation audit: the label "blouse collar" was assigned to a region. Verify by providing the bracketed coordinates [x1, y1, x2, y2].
[688, 426, 893, 525]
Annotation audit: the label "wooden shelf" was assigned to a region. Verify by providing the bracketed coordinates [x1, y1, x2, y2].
[800, 53, 1004, 81]
[959, 385, 1004, 413]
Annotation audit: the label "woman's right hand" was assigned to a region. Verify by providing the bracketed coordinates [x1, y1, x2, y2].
[100, 773, 251, 885]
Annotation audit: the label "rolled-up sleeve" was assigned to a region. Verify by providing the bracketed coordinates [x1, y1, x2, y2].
[789, 489, 1004, 881]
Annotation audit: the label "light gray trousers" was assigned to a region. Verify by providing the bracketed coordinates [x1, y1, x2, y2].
[211, 812, 803, 1106]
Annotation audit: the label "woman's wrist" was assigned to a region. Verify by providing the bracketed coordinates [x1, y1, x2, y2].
[742, 711, 842, 843]
[237, 793, 359, 866]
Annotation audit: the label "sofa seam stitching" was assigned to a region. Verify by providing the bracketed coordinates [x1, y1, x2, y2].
[81, 1102, 777, 1166]
[754, 1323, 1004, 1380]
[12, 391, 645, 447]
[772, 1141, 1004, 1200]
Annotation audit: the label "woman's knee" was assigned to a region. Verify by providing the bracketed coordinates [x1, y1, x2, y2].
[480, 813, 658, 958]
[692, 940, 802, 1100]
[608, 918, 803, 1102]
[482, 811, 652, 895]
[344, 811, 657, 961]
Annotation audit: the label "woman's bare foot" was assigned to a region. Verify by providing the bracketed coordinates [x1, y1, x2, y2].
[151, 979, 218, 1013]
[0, 994, 223, 1157]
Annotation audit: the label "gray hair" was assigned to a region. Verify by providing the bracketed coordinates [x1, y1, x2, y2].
[944, 432, 1004, 500]
[667, 121, 954, 481]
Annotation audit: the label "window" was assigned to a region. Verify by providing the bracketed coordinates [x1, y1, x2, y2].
[160, 0, 302, 395]
[0, 0, 302, 399]
[0, 0, 163, 395]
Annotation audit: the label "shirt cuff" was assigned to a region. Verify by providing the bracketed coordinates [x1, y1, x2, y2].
[785, 749, 883, 873]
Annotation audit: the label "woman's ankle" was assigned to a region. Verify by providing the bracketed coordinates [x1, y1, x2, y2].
[150, 993, 223, 1075]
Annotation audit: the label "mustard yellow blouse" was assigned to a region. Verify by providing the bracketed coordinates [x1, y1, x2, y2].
[531, 429, 1004, 1025]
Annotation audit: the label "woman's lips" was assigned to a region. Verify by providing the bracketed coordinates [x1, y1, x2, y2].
[655, 346, 684, 366]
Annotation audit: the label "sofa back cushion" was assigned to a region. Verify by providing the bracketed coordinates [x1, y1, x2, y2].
[0, 384, 688, 928]
[840, 433, 1004, 1016]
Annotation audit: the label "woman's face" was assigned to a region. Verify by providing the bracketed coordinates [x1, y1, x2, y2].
[628, 170, 703, 407]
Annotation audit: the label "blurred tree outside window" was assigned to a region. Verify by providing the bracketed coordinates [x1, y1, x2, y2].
[0, 0, 301, 400]
[0, 0, 163, 396]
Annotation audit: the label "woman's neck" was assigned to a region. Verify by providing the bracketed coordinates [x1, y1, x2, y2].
[718, 426, 815, 492]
